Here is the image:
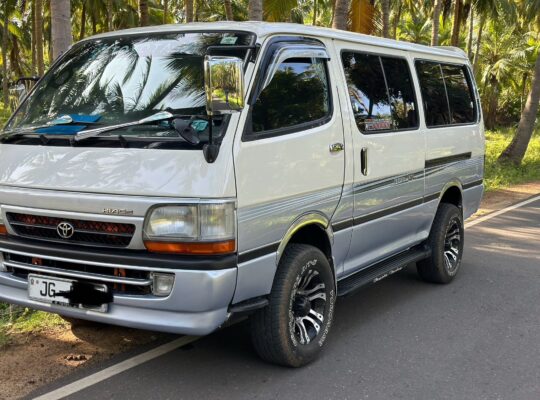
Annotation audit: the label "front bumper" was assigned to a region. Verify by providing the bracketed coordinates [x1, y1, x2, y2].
[0, 237, 238, 335]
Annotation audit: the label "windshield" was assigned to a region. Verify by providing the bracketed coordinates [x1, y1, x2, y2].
[6, 31, 253, 138]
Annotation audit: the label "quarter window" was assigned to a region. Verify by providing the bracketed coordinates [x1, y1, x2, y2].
[251, 57, 330, 134]
[441, 64, 476, 124]
[416, 60, 477, 127]
[341, 52, 418, 133]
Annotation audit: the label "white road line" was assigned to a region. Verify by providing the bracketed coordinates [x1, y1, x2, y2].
[34, 193, 540, 400]
[33, 335, 199, 400]
[465, 194, 540, 229]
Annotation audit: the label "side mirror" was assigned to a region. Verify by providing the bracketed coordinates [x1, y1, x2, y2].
[204, 56, 245, 116]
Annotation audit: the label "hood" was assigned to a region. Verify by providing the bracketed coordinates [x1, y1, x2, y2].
[0, 144, 236, 198]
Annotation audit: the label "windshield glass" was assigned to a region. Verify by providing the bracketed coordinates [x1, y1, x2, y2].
[6, 31, 253, 137]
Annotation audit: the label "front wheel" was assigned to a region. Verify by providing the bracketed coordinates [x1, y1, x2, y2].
[250, 244, 336, 367]
[417, 203, 464, 283]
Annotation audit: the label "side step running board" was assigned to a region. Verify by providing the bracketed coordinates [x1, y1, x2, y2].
[337, 245, 431, 297]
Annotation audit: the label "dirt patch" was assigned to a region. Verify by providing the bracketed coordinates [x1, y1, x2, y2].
[0, 322, 164, 400]
[469, 181, 540, 220]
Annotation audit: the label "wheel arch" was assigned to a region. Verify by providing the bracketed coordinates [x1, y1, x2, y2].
[438, 181, 464, 211]
[276, 212, 334, 269]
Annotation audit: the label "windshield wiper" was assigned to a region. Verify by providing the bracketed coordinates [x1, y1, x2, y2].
[73, 111, 174, 142]
[0, 114, 100, 141]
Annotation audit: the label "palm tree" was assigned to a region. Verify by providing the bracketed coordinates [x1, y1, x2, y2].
[381, 0, 390, 38]
[224, 0, 234, 20]
[349, 0, 374, 34]
[35, 0, 44, 74]
[51, 0, 73, 60]
[1, 0, 10, 107]
[450, 0, 463, 46]
[139, 0, 149, 26]
[186, 0, 194, 22]
[248, 0, 263, 21]
[431, 0, 443, 46]
[499, 52, 540, 164]
[498, 1, 540, 164]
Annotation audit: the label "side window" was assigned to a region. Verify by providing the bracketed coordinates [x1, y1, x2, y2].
[415, 60, 450, 127]
[381, 57, 418, 129]
[341, 52, 392, 132]
[441, 64, 476, 124]
[251, 57, 330, 134]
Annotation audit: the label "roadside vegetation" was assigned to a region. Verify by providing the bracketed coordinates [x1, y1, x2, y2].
[0, 302, 67, 348]
[485, 128, 540, 191]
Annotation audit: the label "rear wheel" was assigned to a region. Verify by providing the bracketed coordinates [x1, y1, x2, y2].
[250, 244, 336, 367]
[417, 203, 464, 283]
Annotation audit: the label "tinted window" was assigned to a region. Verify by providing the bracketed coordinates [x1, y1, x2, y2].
[441, 64, 476, 123]
[251, 57, 330, 133]
[381, 57, 418, 129]
[415, 61, 451, 127]
[342, 52, 392, 132]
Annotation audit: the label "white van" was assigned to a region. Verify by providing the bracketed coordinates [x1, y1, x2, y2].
[0, 22, 484, 366]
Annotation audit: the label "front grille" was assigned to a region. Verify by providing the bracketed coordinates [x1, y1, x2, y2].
[6, 213, 135, 248]
[3, 251, 152, 295]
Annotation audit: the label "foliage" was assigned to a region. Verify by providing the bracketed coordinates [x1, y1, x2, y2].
[484, 127, 540, 190]
[0, 303, 68, 348]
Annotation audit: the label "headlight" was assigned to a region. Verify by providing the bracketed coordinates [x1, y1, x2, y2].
[143, 203, 236, 255]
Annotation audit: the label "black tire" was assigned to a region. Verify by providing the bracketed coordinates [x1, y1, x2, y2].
[417, 203, 464, 283]
[250, 244, 336, 367]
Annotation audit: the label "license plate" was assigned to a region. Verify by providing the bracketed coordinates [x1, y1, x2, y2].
[28, 274, 108, 312]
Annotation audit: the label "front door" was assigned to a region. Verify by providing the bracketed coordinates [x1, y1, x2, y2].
[234, 37, 346, 258]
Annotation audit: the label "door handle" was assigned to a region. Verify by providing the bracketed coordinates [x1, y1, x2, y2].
[361, 147, 368, 176]
[329, 142, 344, 153]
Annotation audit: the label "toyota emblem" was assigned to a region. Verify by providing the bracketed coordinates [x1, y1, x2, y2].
[57, 222, 75, 239]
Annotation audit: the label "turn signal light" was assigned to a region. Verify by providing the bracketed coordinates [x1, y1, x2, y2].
[0, 225, 7, 235]
[144, 240, 236, 255]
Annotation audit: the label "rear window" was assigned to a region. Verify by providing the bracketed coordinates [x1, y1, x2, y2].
[341, 51, 418, 133]
[415, 60, 476, 127]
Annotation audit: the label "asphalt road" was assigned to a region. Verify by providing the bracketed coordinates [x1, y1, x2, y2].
[32, 198, 540, 400]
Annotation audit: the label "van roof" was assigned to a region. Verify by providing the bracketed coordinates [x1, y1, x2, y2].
[83, 21, 469, 61]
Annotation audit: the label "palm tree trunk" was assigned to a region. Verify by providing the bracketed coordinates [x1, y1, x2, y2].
[499, 54, 540, 164]
[381, 0, 390, 38]
[450, 0, 462, 47]
[107, 0, 113, 31]
[79, 1, 86, 40]
[2, 2, 9, 108]
[333, 0, 350, 30]
[163, 0, 169, 23]
[313, 0, 318, 25]
[472, 15, 485, 73]
[466, 7, 473, 59]
[185, 0, 194, 22]
[139, 0, 149, 26]
[31, 0, 37, 75]
[392, 1, 402, 39]
[51, 0, 72, 61]
[248, 0, 263, 21]
[431, 0, 442, 46]
[35, 0, 44, 75]
[484, 76, 498, 130]
[224, 0, 234, 21]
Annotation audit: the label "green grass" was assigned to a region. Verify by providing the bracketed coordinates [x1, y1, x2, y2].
[0, 303, 68, 348]
[484, 128, 540, 192]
